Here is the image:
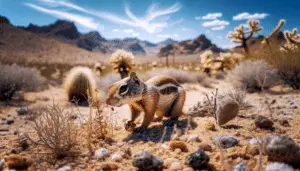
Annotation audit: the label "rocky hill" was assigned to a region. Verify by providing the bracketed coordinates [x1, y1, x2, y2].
[158, 35, 224, 56]
[20, 19, 175, 55]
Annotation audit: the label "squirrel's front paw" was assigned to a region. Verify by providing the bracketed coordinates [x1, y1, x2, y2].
[124, 120, 136, 132]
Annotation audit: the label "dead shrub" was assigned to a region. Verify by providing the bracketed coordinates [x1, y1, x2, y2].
[229, 60, 280, 92]
[219, 88, 247, 109]
[0, 63, 43, 101]
[27, 102, 78, 157]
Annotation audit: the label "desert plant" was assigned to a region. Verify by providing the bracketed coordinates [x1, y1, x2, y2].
[94, 62, 106, 76]
[0, 63, 43, 101]
[63, 67, 97, 105]
[218, 88, 247, 109]
[109, 49, 135, 79]
[228, 20, 262, 55]
[26, 102, 78, 157]
[229, 60, 280, 92]
[219, 52, 244, 70]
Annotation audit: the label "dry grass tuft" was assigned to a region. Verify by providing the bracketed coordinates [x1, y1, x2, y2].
[228, 60, 280, 92]
[0, 63, 43, 101]
[27, 102, 78, 158]
[109, 49, 135, 79]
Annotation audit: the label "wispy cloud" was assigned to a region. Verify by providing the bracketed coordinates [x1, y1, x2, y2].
[123, 29, 134, 33]
[157, 34, 179, 38]
[196, 13, 222, 20]
[112, 28, 140, 37]
[180, 27, 195, 32]
[233, 12, 269, 20]
[25, 3, 100, 30]
[203, 19, 229, 27]
[211, 25, 226, 30]
[35, 0, 182, 34]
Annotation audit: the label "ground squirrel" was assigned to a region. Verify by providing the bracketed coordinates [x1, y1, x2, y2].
[106, 72, 186, 132]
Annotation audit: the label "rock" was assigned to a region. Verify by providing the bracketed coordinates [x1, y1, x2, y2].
[78, 164, 85, 169]
[216, 98, 239, 125]
[187, 134, 201, 142]
[94, 148, 110, 160]
[17, 106, 28, 115]
[174, 148, 182, 154]
[57, 166, 71, 171]
[164, 158, 179, 168]
[0, 159, 4, 171]
[234, 163, 248, 171]
[169, 141, 188, 152]
[245, 144, 259, 156]
[169, 162, 183, 171]
[254, 115, 273, 129]
[184, 148, 209, 170]
[265, 162, 294, 171]
[248, 138, 262, 144]
[263, 134, 300, 167]
[111, 153, 123, 162]
[6, 119, 14, 125]
[213, 135, 239, 149]
[5, 154, 33, 170]
[183, 167, 194, 171]
[204, 121, 216, 131]
[132, 151, 163, 171]
[278, 118, 290, 127]
[199, 143, 213, 152]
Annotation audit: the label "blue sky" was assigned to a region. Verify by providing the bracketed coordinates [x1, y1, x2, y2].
[1, 0, 300, 48]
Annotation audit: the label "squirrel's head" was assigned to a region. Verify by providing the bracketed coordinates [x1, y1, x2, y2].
[106, 72, 145, 106]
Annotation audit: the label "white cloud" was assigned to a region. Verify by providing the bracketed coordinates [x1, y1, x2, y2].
[157, 34, 179, 38]
[123, 29, 134, 33]
[211, 25, 225, 30]
[233, 12, 269, 20]
[180, 28, 194, 32]
[198, 13, 222, 20]
[203, 19, 229, 27]
[35, 0, 182, 34]
[132, 32, 140, 37]
[219, 43, 236, 49]
[25, 3, 99, 30]
[113, 29, 120, 32]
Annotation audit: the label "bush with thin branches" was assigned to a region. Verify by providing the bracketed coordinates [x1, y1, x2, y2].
[27, 102, 78, 157]
[0, 63, 43, 101]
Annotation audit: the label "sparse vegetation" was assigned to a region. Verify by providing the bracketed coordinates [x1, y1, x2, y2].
[27, 102, 78, 158]
[0, 63, 43, 101]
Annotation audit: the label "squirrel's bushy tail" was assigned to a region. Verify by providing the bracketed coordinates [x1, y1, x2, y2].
[63, 66, 98, 104]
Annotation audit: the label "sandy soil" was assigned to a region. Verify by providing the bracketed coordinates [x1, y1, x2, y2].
[1, 80, 300, 171]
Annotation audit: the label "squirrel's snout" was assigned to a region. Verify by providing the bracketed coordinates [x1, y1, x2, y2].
[106, 97, 121, 107]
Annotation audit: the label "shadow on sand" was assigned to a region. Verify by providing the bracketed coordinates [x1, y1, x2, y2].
[123, 118, 198, 143]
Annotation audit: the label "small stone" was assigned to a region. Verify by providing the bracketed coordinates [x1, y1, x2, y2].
[263, 134, 300, 167]
[169, 162, 183, 171]
[278, 118, 290, 127]
[216, 98, 239, 125]
[213, 135, 239, 149]
[132, 151, 163, 171]
[234, 162, 248, 171]
[187, 134, 201, 142]
[128, 140, 134, 144]
[164, 158, 179, 168]
[0, 159, 4, 171]
[204, 121, 215, 131]
[94, 148, 110, 160]
[254, 115, 273, 129]
[175, 148, 182, 154]
[265, 162, 294, 171]
[17, 106, 28, 115]
[248, 138, 261, 145]
[57, 166, 71, 171]
[169, 141, 188, 152]
[111, 153, 123, 162]
[245, 145, 259, 156]
[161, 143, 170, 150]
[199, 143, 213, 152]
[6, 119, 14, 125]
[185, 148, 209, 170]
[183, 167, 194, 171]
[78, 164, 85, 169]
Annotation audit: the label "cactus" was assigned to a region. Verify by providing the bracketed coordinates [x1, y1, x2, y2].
[94, 62, 106, 76]
[63, 67, 97, 104]
[228, 20, 262, 55]
[282, 28, 300, 52]
[109, 49, 135, 79]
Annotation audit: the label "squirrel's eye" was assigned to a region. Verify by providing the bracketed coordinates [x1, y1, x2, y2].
[119, 85, 128, 94]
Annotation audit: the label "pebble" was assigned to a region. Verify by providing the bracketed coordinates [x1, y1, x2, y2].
[199, 143, 213, 152]
[161, 143, 170, 150]
[183, 167, 194, 171]
[17, 106, 28, 115]
[265, 162, 294, 171]
[0, 159, 4, 171]
[234, 162, 248, 171]
[132, 151, 163, 171]
[111, 153, 123, 162]
[254, 115, 273, 129]
[216, 98, 239, 125]
[185, 148, 209, 170]
[94, 148, 110, 160]
[263, 134, 300, 166]
[164, 158, 179, 168]
[213, 135, 239, 149]
[248, 138, 262, 144]
[169, 162, 183, 171]
[278, 118, 290, 127]
[6, 119, 14, 125]
[78, 164, 85, 169]
[57, 166, 71, 171]
[187, 134, 201, 142]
